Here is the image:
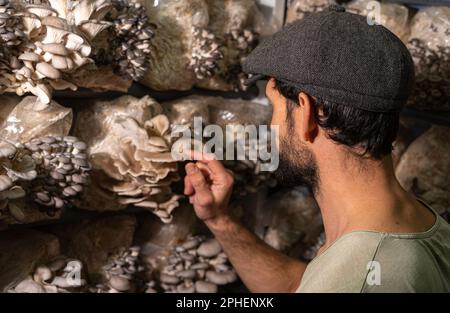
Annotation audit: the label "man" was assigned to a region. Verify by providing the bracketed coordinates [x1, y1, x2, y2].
[184, 6, 450, 292]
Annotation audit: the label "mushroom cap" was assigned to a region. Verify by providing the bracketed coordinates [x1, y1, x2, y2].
[35, 62, 61, 80]
[18, 52, 40, 62]
[0, 175, 13, 192]
[0, 140, 16, 158]
[0, 185, 26, 200]
[40, 43, 68, 56]
[26, 5, 58, 18]
[40, 15, 68, 30]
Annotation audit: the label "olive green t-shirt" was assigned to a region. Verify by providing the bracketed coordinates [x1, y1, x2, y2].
[297, 205, 450, 293]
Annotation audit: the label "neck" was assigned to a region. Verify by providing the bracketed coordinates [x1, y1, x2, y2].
[314, 149, 416, 245]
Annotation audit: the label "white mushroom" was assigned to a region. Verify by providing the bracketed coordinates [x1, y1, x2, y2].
[40, 42, 68, 55]
[197, 239, 222, 258]
[205, 270, 237, 285]
[0, 139, 16, 158]
[21, 15, 42, 36]
[18, 52, 40, 62]
[35, 62, 61, 79]
[51, 55, 69, 70]
[24, 82, 52, 106]
[33, 266, 53, 283]
[0, 175, 13, 192]
[13, 278, 46, 293]
[0, 186, 26, 200]
[26, 5, 58, 18]
[78, 20, 111, 40]
[195, 280, 218, 293]
[41, 24, 70, 45]
[108, 276, 131, 292]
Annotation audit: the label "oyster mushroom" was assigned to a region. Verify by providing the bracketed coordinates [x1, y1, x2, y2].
[197, 239, 222, 258]
[0, 139, 38, 223]
[406, 38, 450, 111]
[286, 0, 331, 24]
[2, 0, 115, 105]
[188, 27, 223, 80]
[21, 135, 92, 215]
[0, 0, 25, 92]
[396, 126, 450, 218]
[33, 265, 53, 283]
[10, 256, 87, 293]
[0, 139, 16, 158]
[35, 62, 61, 79]
[104, 0, 155, 81]
[73, 95, 180, 223]
[93, 246, 144, 293]
[12, 277, 46, 293]
[151, 235, 238, 293]
[0, 175, 13, 191]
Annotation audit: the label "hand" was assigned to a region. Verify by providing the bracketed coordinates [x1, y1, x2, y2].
[184, 153, 234, 224]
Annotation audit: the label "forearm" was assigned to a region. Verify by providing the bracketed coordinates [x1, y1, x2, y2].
[206, 214, 307, 293]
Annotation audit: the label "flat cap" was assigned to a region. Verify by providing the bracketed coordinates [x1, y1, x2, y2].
[243, 5, 415, 112]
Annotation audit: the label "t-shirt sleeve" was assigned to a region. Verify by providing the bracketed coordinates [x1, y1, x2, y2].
[297, 232, 385, 293]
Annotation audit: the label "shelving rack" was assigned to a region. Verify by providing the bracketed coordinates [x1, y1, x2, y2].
[3, 0, 449, 231]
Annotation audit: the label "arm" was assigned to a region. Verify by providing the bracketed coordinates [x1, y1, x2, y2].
[184, 158, 307, 293]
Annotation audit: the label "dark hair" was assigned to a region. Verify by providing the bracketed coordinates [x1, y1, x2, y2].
[273, 79, 400, 160]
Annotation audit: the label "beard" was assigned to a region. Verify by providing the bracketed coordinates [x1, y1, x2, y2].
[274, 135, 319, 194]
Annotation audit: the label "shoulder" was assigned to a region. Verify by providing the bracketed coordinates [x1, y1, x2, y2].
[363, 220, 450, 292]
[298, 232, 384, 293]
[298, 217, 450, 293]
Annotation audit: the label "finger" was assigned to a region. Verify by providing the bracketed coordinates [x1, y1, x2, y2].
[185, 163, 209, 193]
[186, 164, 214, 205]
[198, 159, 232, 185]
[196, 162, 213, 180]
[198, 159, 226, 175]
[184, 175, 194, 196]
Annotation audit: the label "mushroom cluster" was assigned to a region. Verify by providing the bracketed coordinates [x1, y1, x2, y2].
[24, 135, 91, 216]
[188, 27, 223, 80]
[94, 0, 155, 81]
[19, 0, 112, 104]
[9, 256, 87, 293]
[149, 236, 238, 293]
[0, 0, 115, 106]
[222, 142, 276, 197]
[73, 96, 180, 223]
[165, 95, 276, 198]
[0, 139, 36, 223]
[0, 0, 25, 90]
[109, 0, 155, 80]
[407, 40, 450, 110]
[137, 0, 262, 92]
[0, 135, 91, 223]
[91, 246, 144, 293]
[208, 98, 276, 197]
[286, 0, 331, 24]
[346, 0, 411, 42]
[396, 126, 450, 218]
[221, 28, 258, 91]
[405, 7, 450, 110]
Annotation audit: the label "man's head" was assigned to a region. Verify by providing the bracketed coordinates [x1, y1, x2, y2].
[243, 6, 414, 192]
[266, 78, 400, 193]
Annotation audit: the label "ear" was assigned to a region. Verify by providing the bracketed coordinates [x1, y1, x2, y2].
[296, 92, 318, 142]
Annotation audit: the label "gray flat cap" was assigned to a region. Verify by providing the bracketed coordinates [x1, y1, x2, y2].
[243, 5, 415, 112]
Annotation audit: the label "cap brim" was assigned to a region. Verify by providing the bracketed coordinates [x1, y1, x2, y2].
[243, 74, 267, 86]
